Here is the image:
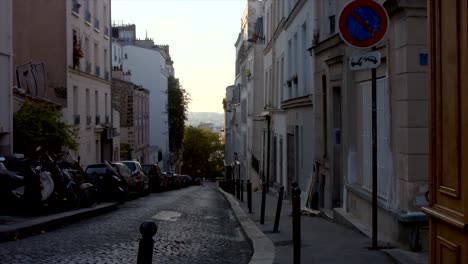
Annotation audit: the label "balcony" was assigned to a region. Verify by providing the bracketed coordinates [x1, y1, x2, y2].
[86, 115, 92, 125]
[85, 11, 91, 25]
[105, 71, 109, 81]
[95, 66, 100, 77]
[86, 61, 92, 73]
[95, 115, 101, 125]
[74, 115, 80, 125]
[94, 18, 100, 32]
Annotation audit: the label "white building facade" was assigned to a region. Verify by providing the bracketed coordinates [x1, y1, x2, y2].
[122, 45, 169, 169]
[0, 0, 13, 155]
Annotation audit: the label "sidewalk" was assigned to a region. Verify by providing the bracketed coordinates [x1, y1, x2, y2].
[0, 203, 118, 242]
[220, 188, 428, 264]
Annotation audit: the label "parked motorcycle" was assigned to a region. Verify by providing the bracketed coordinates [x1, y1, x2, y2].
[0, 155, 52, 214]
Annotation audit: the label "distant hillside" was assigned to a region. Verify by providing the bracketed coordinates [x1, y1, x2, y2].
[186, 112, 224, 127]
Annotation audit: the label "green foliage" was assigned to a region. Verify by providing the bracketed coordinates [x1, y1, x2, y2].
[182, 126, 224, 179]
[168, 76, 190, 156]
[13, 101, 77, 156]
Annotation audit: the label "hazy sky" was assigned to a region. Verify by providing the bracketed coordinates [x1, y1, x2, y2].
[112, 0, 246, 113]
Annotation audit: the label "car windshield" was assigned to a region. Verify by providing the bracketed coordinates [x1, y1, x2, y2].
[122, 161, 137, 172]
[142, 165, 153, 174]
[85, 166, 107, 175]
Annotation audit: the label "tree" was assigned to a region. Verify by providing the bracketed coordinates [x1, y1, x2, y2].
[182, 126, 224, 180]
[167, 76, 190, 162]
[13, 101, 77, 157]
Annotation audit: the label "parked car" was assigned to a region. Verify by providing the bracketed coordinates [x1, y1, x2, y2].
[164, 171, 181, 190]
[142, 163, 166, 192]
[120, 160, 149, 195]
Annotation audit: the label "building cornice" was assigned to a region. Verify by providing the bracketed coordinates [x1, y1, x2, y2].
[69, 67, 111, 85]
[283, 0, 307, 30]
[281, 94, 313, 109]
[312, 33, 343, 56]
[263, 18, 286, 55]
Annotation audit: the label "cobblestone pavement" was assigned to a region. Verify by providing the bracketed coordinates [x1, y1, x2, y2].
[0, 182, 252, 263]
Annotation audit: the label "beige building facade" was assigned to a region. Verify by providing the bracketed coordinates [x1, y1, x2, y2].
[112, 70, 150, 163]
[13, 0, 117, 166]
[312, 0, 429, 250]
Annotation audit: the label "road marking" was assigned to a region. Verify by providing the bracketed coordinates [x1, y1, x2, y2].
[151, 211, 182, 222]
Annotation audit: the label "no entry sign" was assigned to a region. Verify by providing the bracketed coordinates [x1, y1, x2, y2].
[338, 0, 389, 49]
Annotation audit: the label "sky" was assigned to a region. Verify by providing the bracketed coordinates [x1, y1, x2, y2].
[112, 0, 247, 113]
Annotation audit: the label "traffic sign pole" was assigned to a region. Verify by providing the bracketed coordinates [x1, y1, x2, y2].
[371, 46, 378, 250]
[338, 0, 389, 250]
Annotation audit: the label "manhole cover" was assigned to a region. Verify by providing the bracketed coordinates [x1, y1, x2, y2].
[151, 211, 182, 222]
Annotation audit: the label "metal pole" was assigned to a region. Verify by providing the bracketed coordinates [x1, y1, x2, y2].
[247, 179, 252, 213]
[266, 115, 271, 194]
[273, 186, 284, 233]
[260, 181, 267, 225]
[240, 179, 244, 202]
[371, 46, 378, 250]
[137, 221, 158, 264]
[292, 186, 301, 264]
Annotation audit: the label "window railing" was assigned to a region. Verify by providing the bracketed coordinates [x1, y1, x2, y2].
[95, 115, 101, 125]
[74, 115, 80, 125]
[95, 66, 100, 77]
[94, 18, 100, 30]
[85, 11, 91, 24]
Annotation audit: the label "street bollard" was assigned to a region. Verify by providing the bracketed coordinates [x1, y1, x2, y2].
[273, 186, 284, 233]
[260, 181, 267, 225]
[247, 180, 252, 213]
[234, 179, 239, 199]
[240, 179, 244, 202]
[137, 220, 158, 264]
[292, 186, 301, 264]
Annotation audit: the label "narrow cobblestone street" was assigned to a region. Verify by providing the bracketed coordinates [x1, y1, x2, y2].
[0, 183, 252, 263]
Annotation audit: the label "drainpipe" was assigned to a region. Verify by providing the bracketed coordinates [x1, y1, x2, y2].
[266, 113, 271, 193]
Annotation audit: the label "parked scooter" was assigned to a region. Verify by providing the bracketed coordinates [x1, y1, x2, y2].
[87, 161, 127, 203]
[0, 154, 52, 213]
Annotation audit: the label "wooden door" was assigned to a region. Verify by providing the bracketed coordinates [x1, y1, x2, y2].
[422, 0, 468, 263]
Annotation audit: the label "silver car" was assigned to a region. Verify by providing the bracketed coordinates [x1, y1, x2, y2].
[120, 160, 149, 196]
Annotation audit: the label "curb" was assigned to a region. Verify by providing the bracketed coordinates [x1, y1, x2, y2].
[218, 188, 275, 264]
[0, 203, 118, 242]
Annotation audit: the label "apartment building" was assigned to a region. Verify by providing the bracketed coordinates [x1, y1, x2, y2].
[112, 70, 149, 162]
[112, 24, 171, 169]
[312, 0, 429, 250]
[12, 0, 117, 166]
[0, 0, 13, 155]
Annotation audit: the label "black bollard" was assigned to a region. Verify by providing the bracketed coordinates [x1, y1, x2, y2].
[240, 179, 244, 202]
[234, 179, 239, 199]
[247, 180, 252, 213]
[273, 186, 284, 233]
[260, 181, 267, 225]
[137, 220, 158, 264]
[292, 186, 301, 264]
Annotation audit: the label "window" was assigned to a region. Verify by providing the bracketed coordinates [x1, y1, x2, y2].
[95, 91, 99, 118]
[86, 88, 90, 121]
[329, 15, 336, 34]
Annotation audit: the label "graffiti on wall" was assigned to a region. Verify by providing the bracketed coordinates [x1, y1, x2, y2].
[16, 62, 47, 98]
